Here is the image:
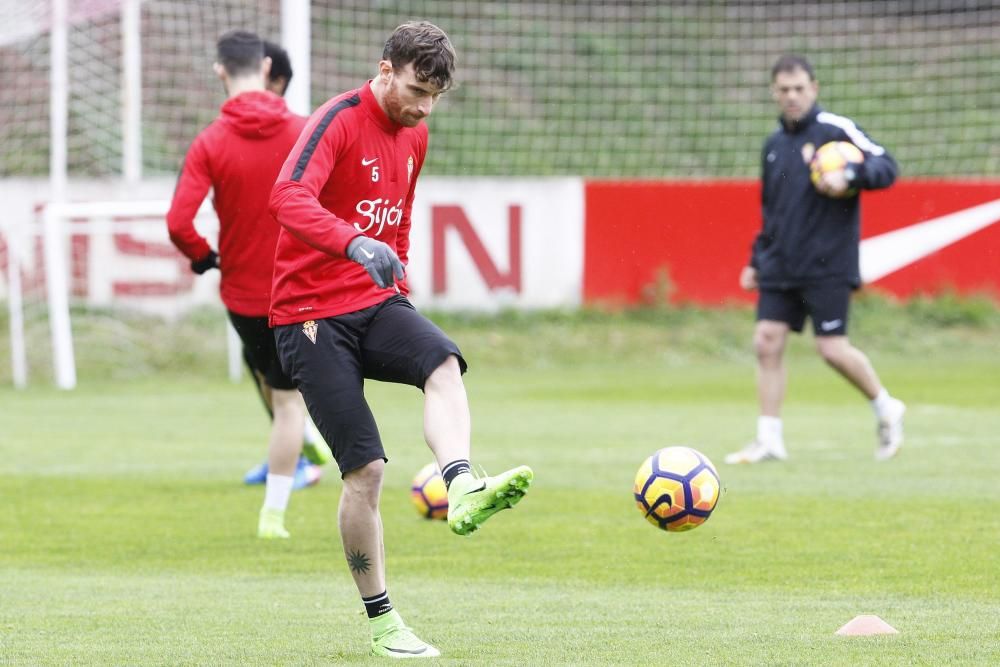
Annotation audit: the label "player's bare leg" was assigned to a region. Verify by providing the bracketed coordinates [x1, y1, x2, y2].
[423, 355, 471, 467]
[755, 320, 790, 419]
[816, 336, 905, 459]
[815, 335, 881, 397]
[339, 460, 387, 597]
[244, 372, 330, 484]
[339, 460, 438, 657]
[268, 388, 305, 476]
[727, 320, 789, 463]
[258, 387, 305, 538]
[423, 356, 533, 535]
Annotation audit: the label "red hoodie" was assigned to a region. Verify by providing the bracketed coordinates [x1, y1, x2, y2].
[167, 91, 306, 316]
[268, 82, 427, 325]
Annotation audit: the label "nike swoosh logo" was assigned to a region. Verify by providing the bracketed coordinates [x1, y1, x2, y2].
[464, 482, 487, 495]
[820, 319, 842, 331]
[644, 493, 672, 518]
[386, 646, 428, 655]
[360, 247, 375, 259]
[361, 157, 378, 166]
[860, 198, 1000, 283]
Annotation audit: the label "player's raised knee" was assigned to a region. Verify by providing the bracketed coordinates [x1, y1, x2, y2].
[425, 354, 464, 388]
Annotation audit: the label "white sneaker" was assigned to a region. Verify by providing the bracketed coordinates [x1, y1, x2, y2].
[724, 440, 788, 464]
[875, 398, 906, 461]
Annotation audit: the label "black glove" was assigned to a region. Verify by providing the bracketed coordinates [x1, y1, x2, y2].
[190, 250, 219, 274]
[347, 236, 405, 289]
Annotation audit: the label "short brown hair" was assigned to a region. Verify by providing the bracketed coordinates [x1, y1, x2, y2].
[771, 54, 815, 81]
[382, 21, 456, 91]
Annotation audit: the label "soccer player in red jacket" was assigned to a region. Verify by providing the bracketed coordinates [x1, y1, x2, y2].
[269, 22, 533, 658]
[237, 40, 334, 489]
[166, 30, 328, 539]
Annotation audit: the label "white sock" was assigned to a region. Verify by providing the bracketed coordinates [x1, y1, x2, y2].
[871, 388, 894, 418]
[303, 417, 321, 445]
[446, 471, 475, 497]
[264, 474, 294, 511]
[757, 416, 783, 447]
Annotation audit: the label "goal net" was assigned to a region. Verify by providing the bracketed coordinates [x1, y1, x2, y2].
[3, 1, 997, 181]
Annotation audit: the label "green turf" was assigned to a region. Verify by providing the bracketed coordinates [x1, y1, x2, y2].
[2, 312, 999, 664]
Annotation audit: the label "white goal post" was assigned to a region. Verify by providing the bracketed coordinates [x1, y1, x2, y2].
[7, 198, 242, 389]
[2, 0, 313, 388]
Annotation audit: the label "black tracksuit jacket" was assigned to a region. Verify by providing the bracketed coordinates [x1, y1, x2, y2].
[749, 104, 898, 289]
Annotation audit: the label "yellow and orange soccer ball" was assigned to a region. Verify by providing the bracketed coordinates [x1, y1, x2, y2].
[810, 140, 864, 197]
[410, 463, 449, 520]
[633, 446, 720, 532]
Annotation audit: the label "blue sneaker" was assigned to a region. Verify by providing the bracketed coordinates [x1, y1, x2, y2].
[244, 456, 323, 488]
[292, 456, 323, 490]
[243, 461, 269, 485]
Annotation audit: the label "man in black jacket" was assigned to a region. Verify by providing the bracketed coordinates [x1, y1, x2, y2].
[726, 55, 906, 465]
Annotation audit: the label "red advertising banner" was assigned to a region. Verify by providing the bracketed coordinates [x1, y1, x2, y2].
[860, 181, 1000, 298]
[584, 180, 1000, 305]
[2, 179, 996, 313]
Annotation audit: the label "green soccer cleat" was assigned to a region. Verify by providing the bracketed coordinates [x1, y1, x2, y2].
[370, 610, 440, 659]
[257, 507, 290, 539]
[447, 465, 533, 536]
[301, 438, 334, 466]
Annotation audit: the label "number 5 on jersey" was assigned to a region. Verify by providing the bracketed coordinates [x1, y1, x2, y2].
[362, 156, 380, 182]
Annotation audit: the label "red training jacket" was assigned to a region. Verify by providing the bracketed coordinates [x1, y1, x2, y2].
[268, 81, 427, 326]
[167, 90, 306, 316]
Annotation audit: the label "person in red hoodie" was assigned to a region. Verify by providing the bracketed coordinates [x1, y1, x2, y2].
[167, 30, 327, 539]
[269, 22, 533, 658]
[238, 40, 335, 489]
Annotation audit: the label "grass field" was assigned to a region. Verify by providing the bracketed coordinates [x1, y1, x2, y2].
[2, 305, 999, 665]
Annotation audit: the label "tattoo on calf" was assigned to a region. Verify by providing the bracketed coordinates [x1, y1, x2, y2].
[347, 549, 371, 574]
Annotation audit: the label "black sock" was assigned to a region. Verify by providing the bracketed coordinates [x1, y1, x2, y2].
[440, 459, 471, 489]
[362, 591, 393, 619]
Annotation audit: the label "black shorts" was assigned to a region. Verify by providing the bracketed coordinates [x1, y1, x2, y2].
[227, 311, 297, 390]
[274, 295, 467, 476]
[756, 285, 852, 336]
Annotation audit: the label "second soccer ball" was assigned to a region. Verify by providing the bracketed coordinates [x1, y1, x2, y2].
[810, 140, 865, 197]
[410, 462, 449, 520]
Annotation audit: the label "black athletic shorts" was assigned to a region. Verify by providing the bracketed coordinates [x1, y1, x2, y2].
[227, 311, 297, 390]
[756, 285, 852, 336]
[274, 295, 467, 476]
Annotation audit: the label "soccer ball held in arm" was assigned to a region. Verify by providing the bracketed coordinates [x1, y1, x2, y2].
[810, 140, 864, 197]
